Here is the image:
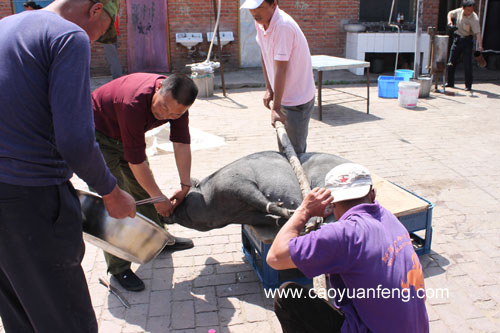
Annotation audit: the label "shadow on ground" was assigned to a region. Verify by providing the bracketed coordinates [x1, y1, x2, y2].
[317, 104, 382, 126]
[200, 94, 249, 110]
[470, 87, 500, 99]
[420, 251, 450, 278]
[104, 255, 268, 331]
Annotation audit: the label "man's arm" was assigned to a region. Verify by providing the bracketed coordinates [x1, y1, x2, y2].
[128, 161, 173, 216]
[476, 32, 484, 51]
[447, 11, 454, 25]
[48, 32, 135, 218]
[267, 188, 333, 270]
[271, 60, 288, 126]
[170, 142, 192, 209]
[261, 54, 274, 110]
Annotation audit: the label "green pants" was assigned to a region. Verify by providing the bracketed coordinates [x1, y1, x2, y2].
[95, 131, 163, 275]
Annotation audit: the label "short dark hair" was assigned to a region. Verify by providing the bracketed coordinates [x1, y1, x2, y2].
[160, 73, 198, 106]
[263, 0, 276, 5]
[23, 0, 42, 9]
[462, 0, 475, 7]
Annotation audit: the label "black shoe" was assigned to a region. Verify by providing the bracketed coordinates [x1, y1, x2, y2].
[112, 269, 145, 292]
[162, 236, 194, 252]
[445, 83, 454, 88]
[465, 87, 472, 91]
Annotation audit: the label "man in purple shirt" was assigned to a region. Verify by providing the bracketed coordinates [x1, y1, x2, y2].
[0, 0, 136, 331]
[92, 72, 198, 291]
[267, 163, 429, 333]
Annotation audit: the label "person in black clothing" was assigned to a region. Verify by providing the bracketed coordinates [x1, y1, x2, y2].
[446, 0, 484, 91]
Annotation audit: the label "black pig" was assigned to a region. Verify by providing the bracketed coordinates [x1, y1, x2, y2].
[162, 151, 348, 231]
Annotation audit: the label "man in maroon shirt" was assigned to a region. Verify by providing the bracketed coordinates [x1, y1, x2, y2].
[92, 72, 198, 291]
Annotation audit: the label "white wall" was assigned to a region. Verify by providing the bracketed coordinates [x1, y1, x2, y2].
[239, 0, 262, 67]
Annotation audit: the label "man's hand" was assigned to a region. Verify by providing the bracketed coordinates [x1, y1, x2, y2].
[299, 187, 333, 218]
[266, 187, 332, 270]
[263, 89, 274, 109]
[170, 187, 190, 210]
[271, 107, 286, 127]
[154, 196, 174, 217]
[102, 185, 136, 218]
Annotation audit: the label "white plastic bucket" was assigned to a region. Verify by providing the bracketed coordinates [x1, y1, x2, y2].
[398, 81, 420, 108]
[191, 72, 214, 97]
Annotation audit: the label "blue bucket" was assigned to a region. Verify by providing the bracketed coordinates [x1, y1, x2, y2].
[395, 69, 414, 81]
[378, 76, 405, 98]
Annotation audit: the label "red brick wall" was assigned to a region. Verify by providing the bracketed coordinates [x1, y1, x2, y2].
[167, 0, 239, 73]
[279, 0, 360, 58]
[422, 0, 440, 29]
[0, 0, 13, 19]
[0, 0, 441, 75]
[90, 0, 129, 76]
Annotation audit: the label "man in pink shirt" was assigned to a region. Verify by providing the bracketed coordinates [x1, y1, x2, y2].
[241, 0, 315, 154]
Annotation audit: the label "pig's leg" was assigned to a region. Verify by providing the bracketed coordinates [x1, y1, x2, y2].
[234, 185, 294, 219]
[239, 210, 288, 227]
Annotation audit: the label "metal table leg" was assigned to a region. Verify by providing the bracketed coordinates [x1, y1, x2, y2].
[318, 71, 323, 121]
[366, 67, 370, 114]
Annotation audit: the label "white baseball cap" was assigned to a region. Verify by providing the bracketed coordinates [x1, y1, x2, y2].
[324, 163, 373, 203]
[240, 0, 265, 9]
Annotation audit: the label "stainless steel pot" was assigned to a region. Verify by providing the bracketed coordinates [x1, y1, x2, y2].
[343, 24, 367, 33]
[77, 190, 174, 264]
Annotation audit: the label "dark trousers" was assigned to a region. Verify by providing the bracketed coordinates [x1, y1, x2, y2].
[94, 131, 161, 275]
[447, 35, 473, 89]
[278, 97, 315, 155]
[0, 181, 97, 332]
[274, 282, 345, 333]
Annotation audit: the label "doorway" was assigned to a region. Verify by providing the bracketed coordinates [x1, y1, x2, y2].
[127, 0, 170, 73]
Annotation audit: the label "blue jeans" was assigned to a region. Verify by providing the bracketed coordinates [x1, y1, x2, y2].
[279, 97, 315, 154]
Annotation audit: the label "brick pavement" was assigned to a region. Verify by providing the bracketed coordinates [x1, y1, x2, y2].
[1, 82, 499, 332]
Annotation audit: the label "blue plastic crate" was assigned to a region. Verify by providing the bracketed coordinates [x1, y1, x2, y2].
[378, 76, 404, 98]
[242, 224, 312, 289]
[392, 183, 434, 255]
[395, 69, 414, 81]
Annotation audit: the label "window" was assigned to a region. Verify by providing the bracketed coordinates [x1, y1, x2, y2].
[359, 0, 416, 23]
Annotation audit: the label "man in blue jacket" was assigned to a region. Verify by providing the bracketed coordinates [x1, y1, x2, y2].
[0, 0, 136, 331]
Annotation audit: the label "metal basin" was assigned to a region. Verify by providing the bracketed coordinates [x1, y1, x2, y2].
[411, 77, 432, 98]
[77, 190, 174, 264]
[343, 23, 367, 33]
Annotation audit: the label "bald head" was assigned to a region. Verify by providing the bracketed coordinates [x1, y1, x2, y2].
[44, 0, 112, 43]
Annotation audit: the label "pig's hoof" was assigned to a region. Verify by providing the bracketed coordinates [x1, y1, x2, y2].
[265, 214, 287, 227]
[158, 215, 174, 225]
[266, 202, 293, 218]
[305, 217, 323, 233]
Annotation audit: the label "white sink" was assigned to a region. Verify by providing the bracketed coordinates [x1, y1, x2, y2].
[176, 33, 203, 49]
[206, 31, 234, 47]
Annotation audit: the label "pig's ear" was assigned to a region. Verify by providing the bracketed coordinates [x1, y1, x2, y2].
[191, 177, 201, 188]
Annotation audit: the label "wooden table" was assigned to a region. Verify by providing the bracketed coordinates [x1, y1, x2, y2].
[311, 55, 371, 120]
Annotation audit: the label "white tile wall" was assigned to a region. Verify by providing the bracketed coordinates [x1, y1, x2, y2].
[345, 32, 430, 75]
